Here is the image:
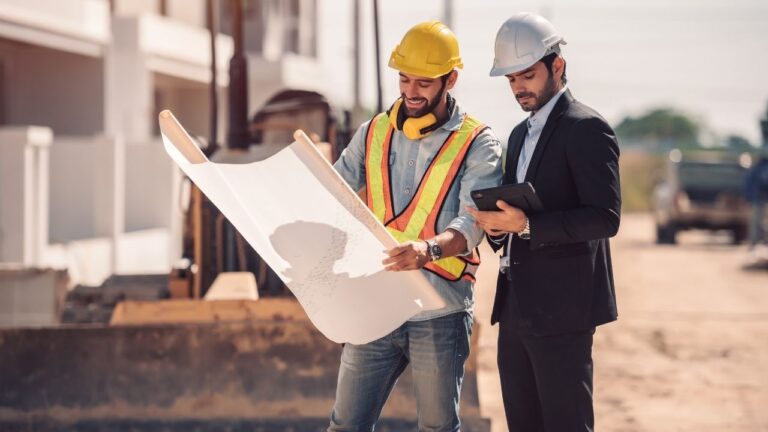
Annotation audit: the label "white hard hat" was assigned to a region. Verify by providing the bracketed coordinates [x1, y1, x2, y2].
[489, 12, 566, 77]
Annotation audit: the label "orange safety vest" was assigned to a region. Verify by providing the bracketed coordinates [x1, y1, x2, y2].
[364, 111, 486, 282]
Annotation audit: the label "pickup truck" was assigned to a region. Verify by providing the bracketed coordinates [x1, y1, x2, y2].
[652, 150, 751, 244]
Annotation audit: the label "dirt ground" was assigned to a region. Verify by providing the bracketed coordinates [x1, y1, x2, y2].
[473, 213, 768, 432]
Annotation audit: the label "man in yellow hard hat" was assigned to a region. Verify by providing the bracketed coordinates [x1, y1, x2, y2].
[328, 21, 502, 431]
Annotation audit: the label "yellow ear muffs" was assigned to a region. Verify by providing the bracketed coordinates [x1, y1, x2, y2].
[388, 98, 438, 140]
[402, 114, 438, 140]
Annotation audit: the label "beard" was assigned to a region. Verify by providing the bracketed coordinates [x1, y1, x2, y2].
[515, 74, 559, 112]
[402, 94, 435, 117]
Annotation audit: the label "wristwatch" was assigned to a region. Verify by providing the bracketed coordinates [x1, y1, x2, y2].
[518, 217, 531, 240]
[425, 239, 443, 261]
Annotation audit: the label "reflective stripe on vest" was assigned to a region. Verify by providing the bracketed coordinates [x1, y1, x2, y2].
[365, 112, 486, 282]
[365, 114, 395, 222]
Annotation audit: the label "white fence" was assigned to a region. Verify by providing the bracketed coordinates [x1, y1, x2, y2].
[1, 127, 183, 286]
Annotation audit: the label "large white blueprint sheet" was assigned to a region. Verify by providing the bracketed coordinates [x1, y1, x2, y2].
[158, 111, 444, 344]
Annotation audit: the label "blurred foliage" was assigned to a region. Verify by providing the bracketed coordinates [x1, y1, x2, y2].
[614, 107, 695, 211]
[615, 107, 702, 150]
[614, 100, 768, 211]
[619, 150, 665, 212]
[725, 134, 753, 151]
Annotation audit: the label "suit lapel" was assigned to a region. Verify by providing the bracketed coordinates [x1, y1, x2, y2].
[524, 90, 574, 182]
[504, 124, 527, 183]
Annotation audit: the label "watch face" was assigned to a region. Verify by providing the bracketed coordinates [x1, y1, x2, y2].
[430, 243, 442, 259]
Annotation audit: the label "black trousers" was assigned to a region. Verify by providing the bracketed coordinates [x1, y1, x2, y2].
[497, 324, 595, 432]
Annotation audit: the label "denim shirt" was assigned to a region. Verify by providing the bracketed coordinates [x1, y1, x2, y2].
[333, 101, 503, 320]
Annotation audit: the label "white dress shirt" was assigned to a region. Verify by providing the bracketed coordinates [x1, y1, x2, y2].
[491, 85, 569, 263]
[516, 85, 568, 182]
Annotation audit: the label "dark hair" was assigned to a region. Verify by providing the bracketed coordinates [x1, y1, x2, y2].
[541, 52, 567, 84]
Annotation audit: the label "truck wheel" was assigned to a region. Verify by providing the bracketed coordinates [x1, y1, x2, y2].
[731, 226, 747, 245]
[656, 224, 677, 245]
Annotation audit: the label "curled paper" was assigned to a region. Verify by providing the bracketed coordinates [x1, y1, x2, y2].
[159, 110, 444, 344]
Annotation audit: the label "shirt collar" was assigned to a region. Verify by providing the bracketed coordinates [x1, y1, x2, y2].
[527, 85, 568, 133]
[441, 97, 465, 131]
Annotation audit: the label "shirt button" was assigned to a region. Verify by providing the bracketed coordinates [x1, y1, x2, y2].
[405, 188, 411, 194]
[408, 160, 414, 166]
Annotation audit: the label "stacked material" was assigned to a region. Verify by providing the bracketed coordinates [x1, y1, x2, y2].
[60, 274, 169, 324]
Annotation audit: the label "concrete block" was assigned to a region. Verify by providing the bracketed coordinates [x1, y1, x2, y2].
[0, 267, 68, 327]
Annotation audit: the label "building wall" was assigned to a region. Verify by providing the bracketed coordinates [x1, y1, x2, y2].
[0, 59, 6, 124]
[48, 136, 120, 242]
[0, 0, 370, 287]
[152, 73, 219, 141]
[124, 138, 179, 233]
[0, 39, 104, 135]
[165, 0, 206, 27]
[112, 0, 206, 27]
[111, 0, 162, 17]
[0, 126, 52, 266]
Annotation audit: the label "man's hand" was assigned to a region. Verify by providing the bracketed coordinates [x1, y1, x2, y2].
[383, 241, 430, 271]
[467, 200, 527, 236]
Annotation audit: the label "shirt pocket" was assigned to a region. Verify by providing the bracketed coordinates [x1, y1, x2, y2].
[388, 150, 397, 165]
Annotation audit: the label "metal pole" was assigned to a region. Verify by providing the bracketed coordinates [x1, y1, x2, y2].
[227, 0, 249, 150]
[373, 0, 383, 114]
[353, 0, 361, 109]
[224, 0, 249, 273]
[206, 0, 219, 156]
[192, 186, 202, 299]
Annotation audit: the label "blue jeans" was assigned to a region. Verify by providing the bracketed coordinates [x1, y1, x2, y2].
[328, 312, 472, 432]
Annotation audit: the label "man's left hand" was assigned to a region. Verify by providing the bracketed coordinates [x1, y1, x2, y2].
[383, 241, 430, 271]
[467, 200, 527, 235]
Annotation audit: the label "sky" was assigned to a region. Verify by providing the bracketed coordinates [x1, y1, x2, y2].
[325, 0, 768, 146]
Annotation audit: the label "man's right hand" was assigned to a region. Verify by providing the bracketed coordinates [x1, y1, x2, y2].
[467, 200, 527, 235]
[382, 241, 431, 271]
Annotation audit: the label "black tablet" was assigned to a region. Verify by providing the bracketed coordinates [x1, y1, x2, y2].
[471, 182, 543, 212]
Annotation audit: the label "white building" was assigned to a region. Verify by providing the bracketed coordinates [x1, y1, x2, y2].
[0, 0, 369, 306]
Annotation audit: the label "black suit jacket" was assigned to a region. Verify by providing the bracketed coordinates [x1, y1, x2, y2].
[490, 90, 620, 336]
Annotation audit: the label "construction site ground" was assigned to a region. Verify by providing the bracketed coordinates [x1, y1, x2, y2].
[474, 212, 768, 432]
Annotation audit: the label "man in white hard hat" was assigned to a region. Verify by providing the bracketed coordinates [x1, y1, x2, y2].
[468, 12, 621, 431]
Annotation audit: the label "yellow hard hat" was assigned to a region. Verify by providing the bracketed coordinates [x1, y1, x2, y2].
[388, 21, 463, 79]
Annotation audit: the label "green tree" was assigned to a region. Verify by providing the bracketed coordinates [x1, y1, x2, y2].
[615, 108, 702, 149]
[724, 134, 753, 150]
